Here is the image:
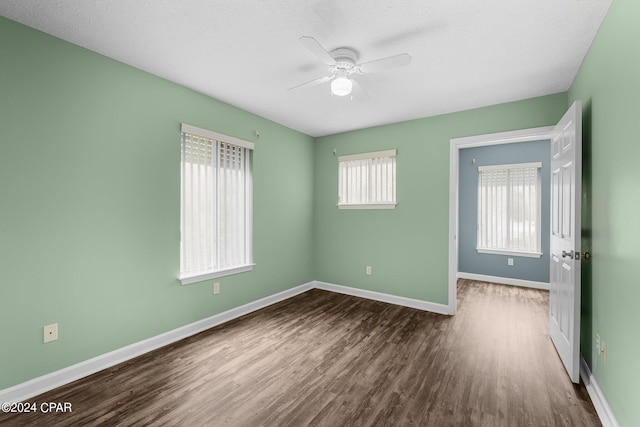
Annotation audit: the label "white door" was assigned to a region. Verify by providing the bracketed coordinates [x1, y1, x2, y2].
[549, 101, 582, 383]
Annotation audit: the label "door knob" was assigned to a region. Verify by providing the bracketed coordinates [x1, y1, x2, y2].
[562, 250, 574, 258]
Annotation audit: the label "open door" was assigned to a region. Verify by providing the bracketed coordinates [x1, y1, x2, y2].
[549, 101, 582, 383]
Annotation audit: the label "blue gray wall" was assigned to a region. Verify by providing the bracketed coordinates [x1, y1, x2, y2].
[459, 140, 550, 283]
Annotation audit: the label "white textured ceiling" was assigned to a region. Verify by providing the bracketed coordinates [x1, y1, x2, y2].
[0, 0, 612, 137]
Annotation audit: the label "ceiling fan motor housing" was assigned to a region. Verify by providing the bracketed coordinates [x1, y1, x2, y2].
[330, 48, 358, 74]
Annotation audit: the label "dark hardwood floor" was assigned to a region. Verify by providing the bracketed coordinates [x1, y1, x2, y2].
[1, 280, 601, 426]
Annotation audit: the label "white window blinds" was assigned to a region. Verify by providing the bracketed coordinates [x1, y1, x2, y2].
[338, 149, 396, 209]
[180, 124, 253, 284]
[477, 162, 541, 255]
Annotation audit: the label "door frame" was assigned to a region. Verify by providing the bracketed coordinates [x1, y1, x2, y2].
[447, 126, 554, 315]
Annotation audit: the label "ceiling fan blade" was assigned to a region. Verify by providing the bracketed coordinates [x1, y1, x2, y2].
[299, 36, 336, 66]
[288, 75, 333, 91]
[358, 53, 412, 74]
[350, 78, 370, 103]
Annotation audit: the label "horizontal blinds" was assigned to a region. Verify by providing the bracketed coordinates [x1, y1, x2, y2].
[478, 162, 541, 172]
[477, 165, 540, 253]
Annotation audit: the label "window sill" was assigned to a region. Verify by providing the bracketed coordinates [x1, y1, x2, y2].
[179, 264, 255, 285]
[338, 203, 397, 210]
[476, 248, 542, 258]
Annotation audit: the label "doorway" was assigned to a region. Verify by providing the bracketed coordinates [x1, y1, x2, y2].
[448, 101, 583, 384]
[447, 126, 555, 315]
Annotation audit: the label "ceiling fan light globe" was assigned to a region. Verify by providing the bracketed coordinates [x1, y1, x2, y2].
[331, 77, 353, 96]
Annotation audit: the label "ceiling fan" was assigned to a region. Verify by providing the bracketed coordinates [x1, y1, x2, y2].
[289, 36, 412, 101]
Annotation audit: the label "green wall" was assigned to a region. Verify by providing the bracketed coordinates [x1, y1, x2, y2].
[569, 0, 640, 425]
[313, 94, 567, 303]
[0, 17, 315, 389]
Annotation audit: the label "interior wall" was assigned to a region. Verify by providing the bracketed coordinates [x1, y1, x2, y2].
[0, 17, 315, 390]
[568, 0, 640, 425]
[458, 140, 551, 283]
[313, 94, 567, 304]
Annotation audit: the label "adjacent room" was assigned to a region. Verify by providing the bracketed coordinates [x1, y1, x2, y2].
[1, 1, 638, 426]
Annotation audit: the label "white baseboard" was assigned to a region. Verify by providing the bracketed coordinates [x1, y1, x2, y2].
[313, 281, 451, 315]
[0, 282, 314, 404]
[4, 280, 616, 425]
[580, 356, 619, 427]
[2, 281, 446, 403]
[457, 272, 550, 290]
[0, 279, 494, 404]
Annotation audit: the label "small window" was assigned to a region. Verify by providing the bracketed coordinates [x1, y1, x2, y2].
[338, 149, 397, 210]
[179, 124, 254, 285]
[477, 162, 542, 257]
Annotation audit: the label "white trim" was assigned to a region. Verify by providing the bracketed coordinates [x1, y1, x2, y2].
[456, 272, 550, 291]
[0, 282, 314, 404]
[453, 126, 554, 149]
[181, 123, 255, 150]
[338, 149, 396, 162]
[245, 153, 253, 268]
[580, 356, 619, 427]
[448, 125, 554, 315]
[337, 203, 397, 210]
[313, 281, 450, 315]
[179, 264, 255, 285]
[476, 248, 542, 258]
[448, 138, 459, 315]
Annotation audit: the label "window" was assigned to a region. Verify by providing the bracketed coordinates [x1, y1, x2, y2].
[338, 149, 397, 209]
[179, 123, 254, 285]
[477, 162, 542, 257]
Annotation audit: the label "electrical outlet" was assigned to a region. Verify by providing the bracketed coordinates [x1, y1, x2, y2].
[507, 258, 514, 266]
[601, 340, 607, 363]
[44, 323, 58, 343]
[595, 333, 600, 357]
[366, 266, 372, 275]
[213, 282, 220, 295]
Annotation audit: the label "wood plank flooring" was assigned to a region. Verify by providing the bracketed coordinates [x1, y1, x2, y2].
[1, 280, 601, 426]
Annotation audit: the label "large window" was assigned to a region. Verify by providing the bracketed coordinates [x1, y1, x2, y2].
[477, 162, 542, 257]
[179, 123, 254, 285]
[338, 149, 397, 209]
